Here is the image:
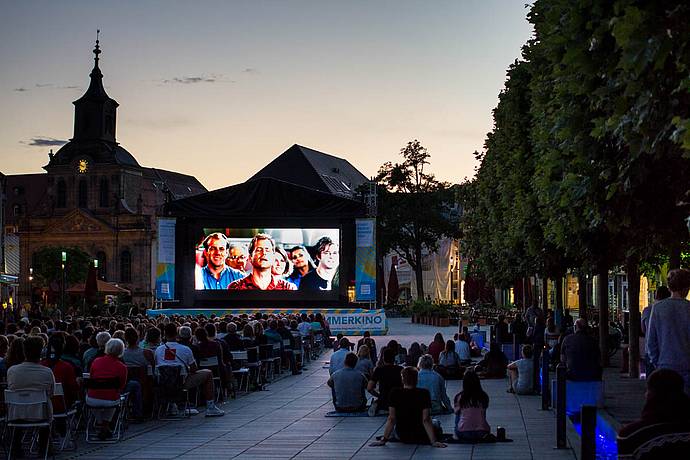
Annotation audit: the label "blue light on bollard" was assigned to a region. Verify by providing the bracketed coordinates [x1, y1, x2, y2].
[541, 345, 550, 410]
[556, 363, 567, 449]
[580, 405, 597, 460]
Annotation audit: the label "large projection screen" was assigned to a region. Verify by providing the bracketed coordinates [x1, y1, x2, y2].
[192, 227, 341, 301]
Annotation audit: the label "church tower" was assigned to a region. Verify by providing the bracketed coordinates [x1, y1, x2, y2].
[72, 31, 119, 144]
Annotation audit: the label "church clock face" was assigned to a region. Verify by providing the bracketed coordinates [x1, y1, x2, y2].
[77, 158, 89, 174]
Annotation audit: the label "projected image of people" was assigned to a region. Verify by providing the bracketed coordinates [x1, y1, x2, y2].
[198, 233, 244, 289]
[194, 228, 340, 293]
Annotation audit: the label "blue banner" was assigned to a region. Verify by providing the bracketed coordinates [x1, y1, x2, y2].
[355, 219, 376, 301]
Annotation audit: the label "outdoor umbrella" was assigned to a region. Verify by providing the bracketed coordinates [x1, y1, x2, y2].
[387, 260, 400, 304]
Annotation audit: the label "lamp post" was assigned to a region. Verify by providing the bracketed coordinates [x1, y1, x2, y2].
[61, 251, 66, 312]
[28, 267, 33, 306]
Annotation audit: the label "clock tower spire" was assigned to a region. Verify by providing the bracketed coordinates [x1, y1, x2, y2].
[72, 31, 119, 144]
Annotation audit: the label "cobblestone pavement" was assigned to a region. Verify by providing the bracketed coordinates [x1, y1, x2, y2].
[60, 318, 576, 459]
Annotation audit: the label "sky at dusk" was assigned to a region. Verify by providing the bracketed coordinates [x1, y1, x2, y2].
[0, 1, 533, 191]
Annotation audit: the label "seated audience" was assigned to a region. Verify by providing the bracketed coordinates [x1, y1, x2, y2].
[454, 334, 472, 364]
[454, 371, 491, 442]
[327, 352, 368, 412]
[428, 333, 445, 363]
[507, 344, 534, 394]
[496, 315, 512, 344]
[470, 325, 485, 350]
[7, 336, 54, 456]
[619, 368, 690, 437]
[84, 331, 111, 371]
[41, 334, 79, 412]
[417, 354, 452, 415]
[368, 347, 403, 415]
[406, 342, 423, 367]
[223, 322, 245, 351]
[329, 337, 351, 375]
[436, 340, 464, 380]
[560, 318, 602, 381]
[355, 345, 374, 378]
[357, 331, 377, 364]
[474, 342, 508, 379]
[370, 367, 446, 447]
[87, 338, 128, 439]
[155, 324, 224, 417]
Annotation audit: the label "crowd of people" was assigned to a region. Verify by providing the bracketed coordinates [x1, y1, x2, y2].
[0, 309, 333, 455]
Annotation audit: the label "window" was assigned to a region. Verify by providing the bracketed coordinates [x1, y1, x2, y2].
[120, 250, 132, 283]
[56, 180, 66, 208]
[99, 177, 109, 207]
[96, 251, 107, 280]
[12, 205, 21, 216]
[78, 179, 88, 208]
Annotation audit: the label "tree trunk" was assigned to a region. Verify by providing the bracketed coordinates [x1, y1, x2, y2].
[555, 275, 564, 327]
[414, 245, 425, 300]
[578, 273, 588, 320]
[627, 258, 640, 378]
[541, 277, 549, 311]
[522, 277, 527, 311]
[597, 264, 610, 367]
[669, 241, 681, 270]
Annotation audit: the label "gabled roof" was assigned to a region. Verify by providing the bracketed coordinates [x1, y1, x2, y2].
[249, 144, 370, 198]
[165, 177, 365, 219]
[147, 168, 207, 200]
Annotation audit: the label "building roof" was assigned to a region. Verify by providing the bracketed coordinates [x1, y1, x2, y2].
[4, 174, 50, 225]
[249, 144, 370, 198]
[147, 168, 207, 200]
[47, 140, 140, 169]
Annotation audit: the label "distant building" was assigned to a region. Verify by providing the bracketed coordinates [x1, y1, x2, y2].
[3, 39, 205, 307]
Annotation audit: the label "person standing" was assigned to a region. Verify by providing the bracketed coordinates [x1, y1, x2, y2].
[647, 269, 690, 393]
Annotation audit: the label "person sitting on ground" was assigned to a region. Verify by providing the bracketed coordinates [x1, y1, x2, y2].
[327, 352, 368, 413]
[329, 337, 351, 375]
[474, 342, 508, 379]
[377, 339, 399, 366]
[155, 324, 224, 417]
[454, 370, 492, 442]
[355, 345, 374, 378]
[507, 344, 534, 394]
[7, 336, 55, 455]
[560, 318, 602, 381]
[436, 340, 464, 380]
[470, 324, 485, 351]
[406, 342, 423, 367]
[646, 268, 690, 393]
[417, 354, 453, 415]
[357, 331, 377, 363]
[496, 315, 512, 344]
[367, 347, 403, 415]
[370, 367, 446, 448]
[454, 333, 472, 365]
[428, 333, 445, 363]
[619, 368, 690, 437]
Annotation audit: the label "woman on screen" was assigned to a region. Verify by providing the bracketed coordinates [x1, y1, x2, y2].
[272, 246, 297, 288]
[287, 245, 316, 288]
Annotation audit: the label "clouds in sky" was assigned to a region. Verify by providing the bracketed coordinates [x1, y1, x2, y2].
[12, 83, 80, 92]
[22, 137, 68, 147]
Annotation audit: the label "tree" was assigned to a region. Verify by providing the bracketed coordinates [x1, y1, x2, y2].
[376, 140, 460, 300]
[32, 246, 91, 291]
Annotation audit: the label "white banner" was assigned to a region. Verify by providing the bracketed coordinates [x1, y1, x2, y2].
[157, 218, 176, 264]
[324, 309, 388, 334]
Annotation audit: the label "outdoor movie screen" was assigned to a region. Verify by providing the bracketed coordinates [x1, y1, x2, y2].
[195, 228, 340, 292]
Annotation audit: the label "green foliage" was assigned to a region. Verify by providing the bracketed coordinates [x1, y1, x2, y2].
[32, 246, 91, 289]
[377, 140, 460, 299]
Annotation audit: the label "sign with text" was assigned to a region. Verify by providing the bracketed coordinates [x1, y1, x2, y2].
[355, 218, 376, 302]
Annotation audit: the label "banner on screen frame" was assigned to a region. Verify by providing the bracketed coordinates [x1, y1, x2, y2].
[156, 218, 176, 299]
[355, 219, 376, 302]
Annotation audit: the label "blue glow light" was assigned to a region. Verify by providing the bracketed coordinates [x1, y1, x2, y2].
[570, 414, 618, 459]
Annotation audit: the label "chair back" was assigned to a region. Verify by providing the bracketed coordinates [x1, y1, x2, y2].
[259, 344, 273, 360]
[199, 356, 220, 368]
[54, 382, 65, 397]
[127, 365, 147, 382]
[84, 376, 122, 390]
[5, 389, 50, 423]
[156, 365, 184, 400]
[246, 347, 259, 364]
[231, 351, 248, 361]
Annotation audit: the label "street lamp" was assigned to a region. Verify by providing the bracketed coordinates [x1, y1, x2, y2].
[61, 251, 67, 312]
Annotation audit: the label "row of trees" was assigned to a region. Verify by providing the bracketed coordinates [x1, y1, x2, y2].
[460, 0, 690, 371]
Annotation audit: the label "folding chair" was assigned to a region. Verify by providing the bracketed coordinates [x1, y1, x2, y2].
[52, 382, 80, 452]
[258, 345, 275, 383]
[271, 343, 283, 375]
[230, 351, 250, 393]
[83, 377, 129, 443]
[199, 356, 224, 403]
[154, 366, 190, 420]
[245, 347, 263, 390]
[5, 389, 52, 460]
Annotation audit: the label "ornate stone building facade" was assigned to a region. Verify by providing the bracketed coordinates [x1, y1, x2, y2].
[3, 39, 206, 307]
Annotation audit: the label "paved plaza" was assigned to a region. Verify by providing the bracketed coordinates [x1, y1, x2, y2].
[62, 319, 576, 460]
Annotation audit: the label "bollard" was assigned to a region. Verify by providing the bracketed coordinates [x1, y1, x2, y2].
[513, 334, 520, 362]
[555, 363, 567, 449]
[580, 405, 597, 460]
[541, 345, 550, 410]
[532, 344, 541, 394]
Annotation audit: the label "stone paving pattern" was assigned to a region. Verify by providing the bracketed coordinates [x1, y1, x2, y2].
[61, 319, 584, 459]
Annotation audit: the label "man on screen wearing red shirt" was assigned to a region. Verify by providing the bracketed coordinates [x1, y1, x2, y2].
[228, 233, 297, 291]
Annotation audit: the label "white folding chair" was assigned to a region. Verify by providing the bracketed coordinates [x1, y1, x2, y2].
[52, 382, 80, 451]
[230, 351, 250, 393]
[5, 389, 52, 460]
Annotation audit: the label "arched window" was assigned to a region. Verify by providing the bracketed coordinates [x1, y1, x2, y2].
[99, 177, 109, 207]
[12, 204, 21, 216]
[120, 250, 132, 283]
[78, 179, 88, 208]
[56, 180, 66, 208]
[96, 251, 107, 280]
